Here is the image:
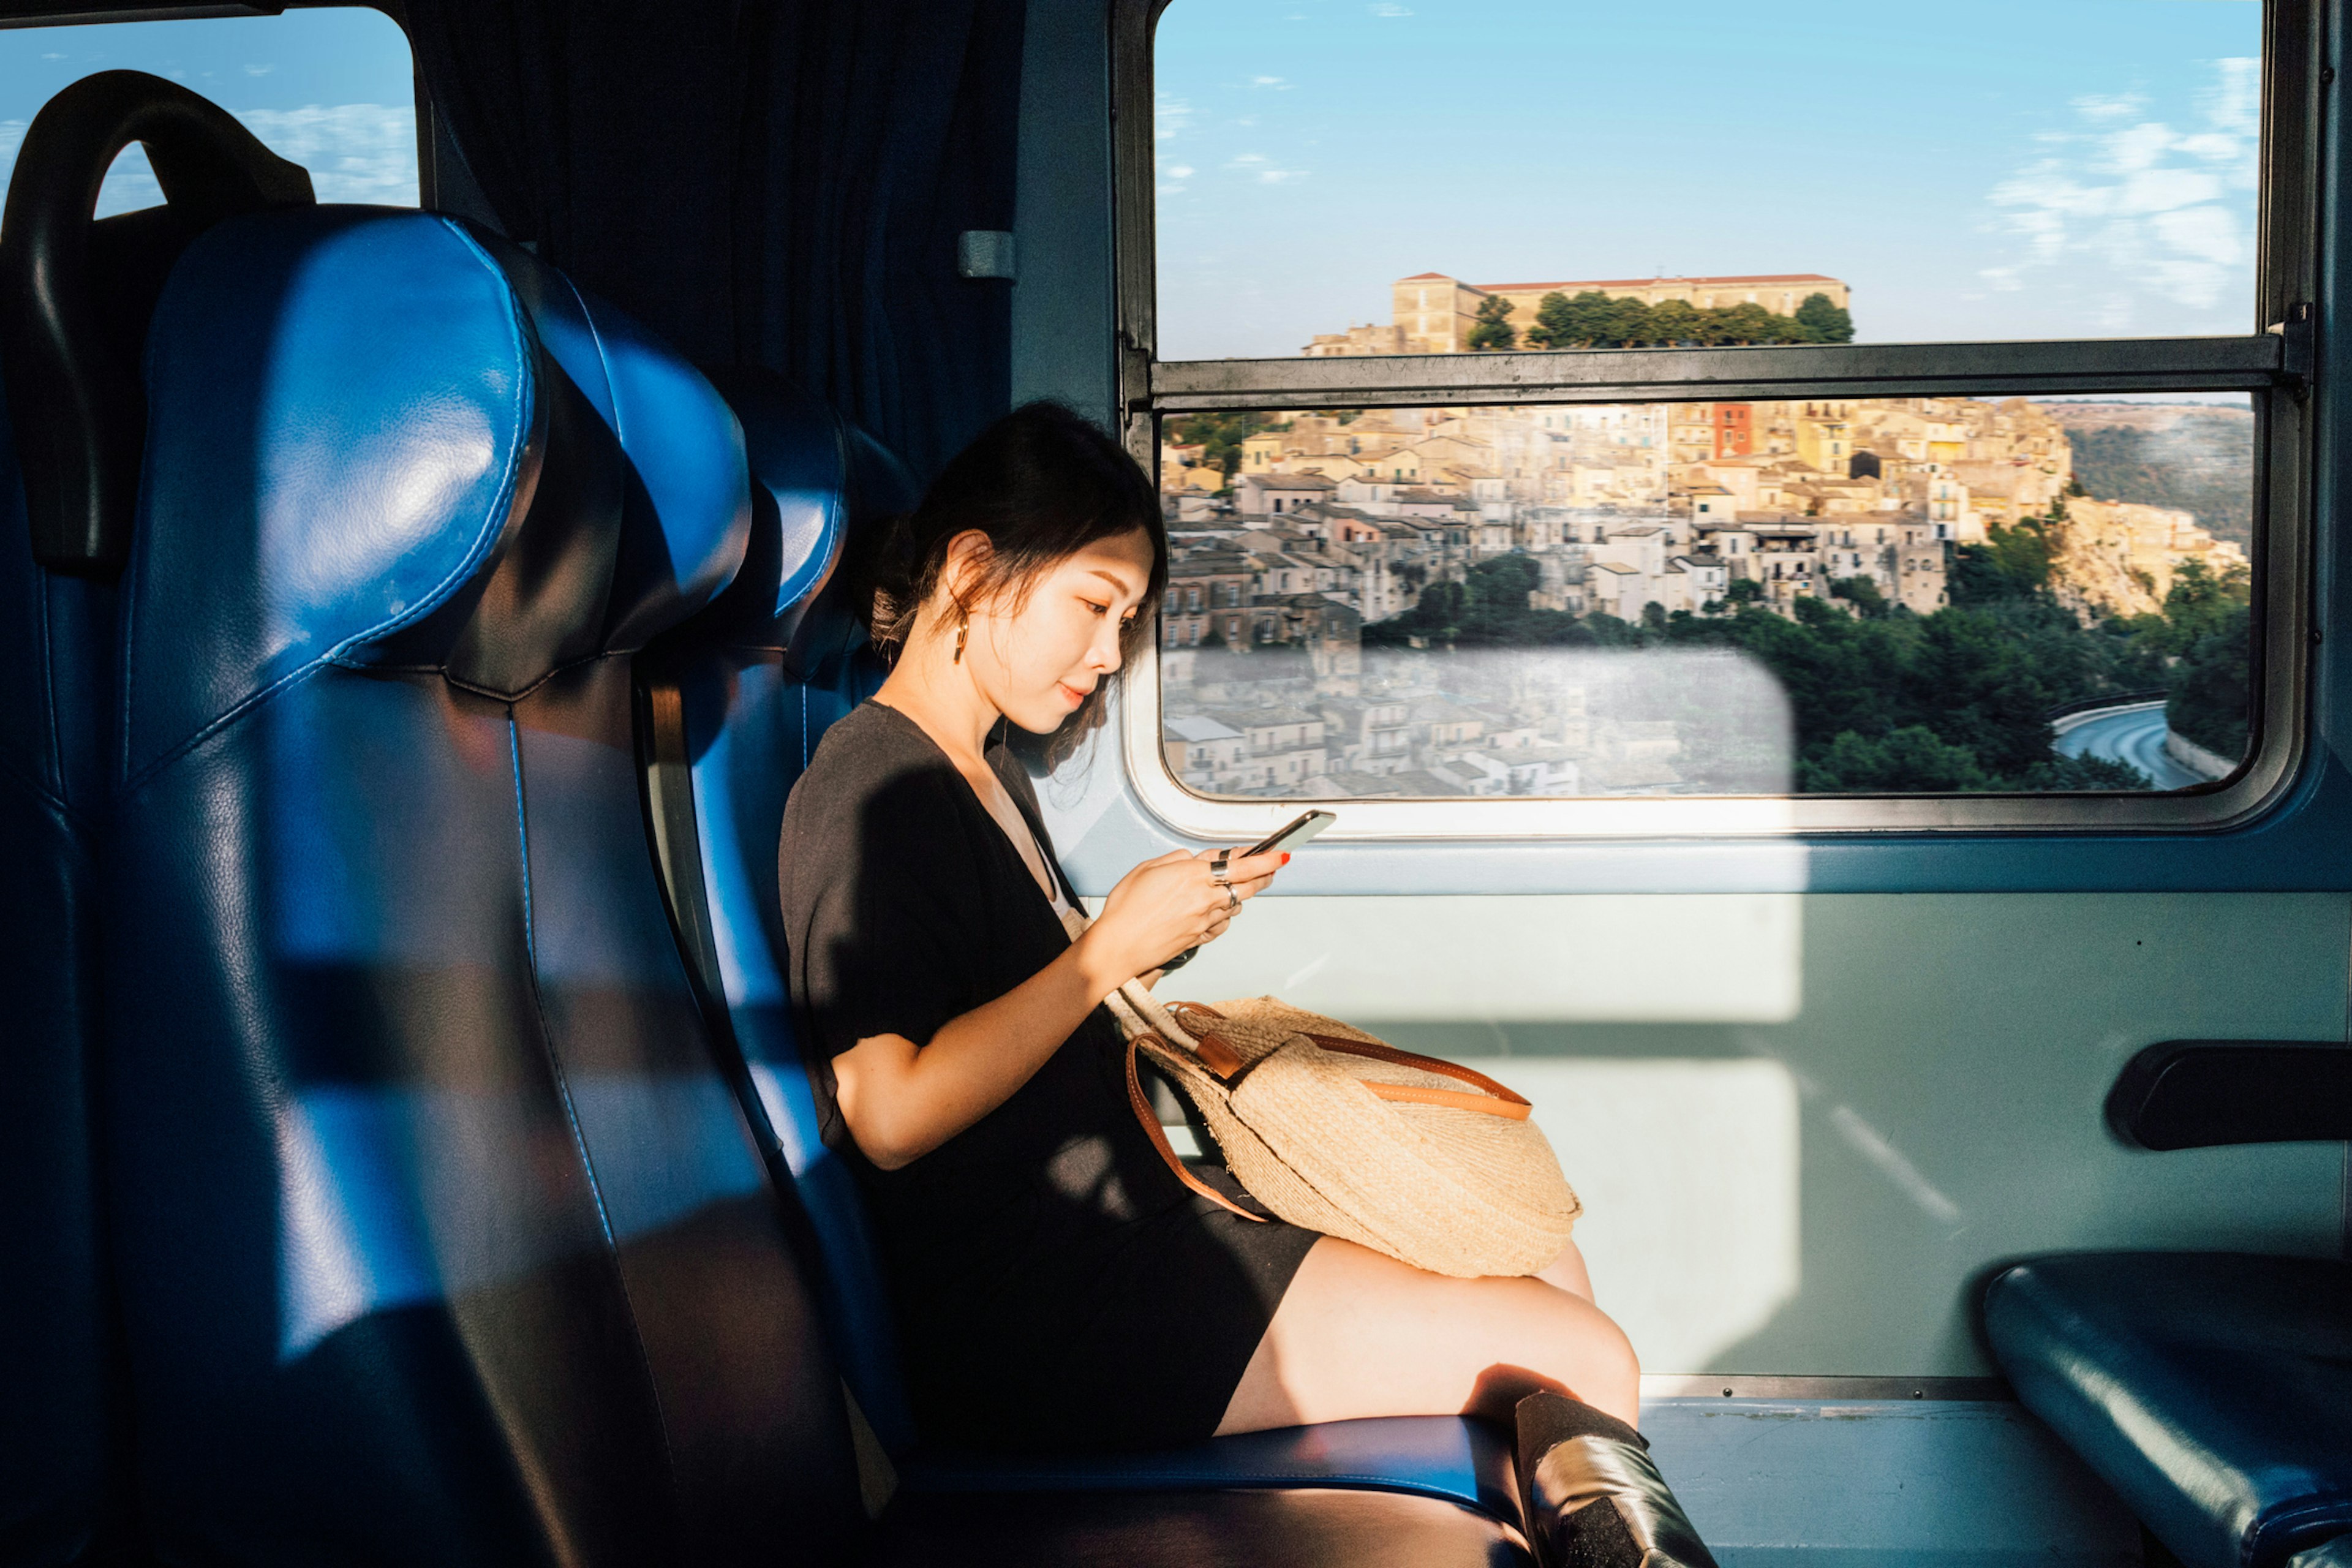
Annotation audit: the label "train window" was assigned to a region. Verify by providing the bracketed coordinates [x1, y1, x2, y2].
[1116, 0, 2315, 837]
[0, 9, 418, 217]
[1158, 394, 2255, 801]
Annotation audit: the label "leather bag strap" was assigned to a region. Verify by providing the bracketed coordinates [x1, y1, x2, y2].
[1172, 1001, 1534, 1121]
[1123, 1034, 1264, 1223]
[1301, 1032, 1534, 1120]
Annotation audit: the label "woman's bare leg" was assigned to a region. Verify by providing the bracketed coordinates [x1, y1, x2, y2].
[1215, 1235, 1639, 1436]
[1537, 1238, 1595, 1302]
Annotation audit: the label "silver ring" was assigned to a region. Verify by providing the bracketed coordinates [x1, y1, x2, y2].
[1210, 850, 1232, 886]
[1224, 885, 1241, 913]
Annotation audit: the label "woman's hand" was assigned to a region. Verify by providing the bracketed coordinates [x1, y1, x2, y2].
[1077, 845, 1283, 991]
[834, 845, 1279, 1169]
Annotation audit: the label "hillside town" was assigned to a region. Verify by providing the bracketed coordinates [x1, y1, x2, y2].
[1157, 393, 2250, 799]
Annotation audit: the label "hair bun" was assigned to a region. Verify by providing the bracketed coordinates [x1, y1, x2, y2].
[865, 511, 920, 654]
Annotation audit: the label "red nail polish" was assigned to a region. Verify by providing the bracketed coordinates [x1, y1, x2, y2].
[1280, 852, 1291, 865]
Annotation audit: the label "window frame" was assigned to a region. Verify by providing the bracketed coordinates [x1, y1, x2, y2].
[1112, 0, 2320, 841]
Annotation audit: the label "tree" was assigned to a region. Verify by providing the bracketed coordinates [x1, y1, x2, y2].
[1164, 410, 1268, 479]
[1646, 299, 1705, 346]
[1602, 296, 1654, 347]
[1830, 575, 1890, 618]
[1561, 290, 1618, 345]
[1948, 521, 2053, 605]
[1713, 302, 1782, 345]
[1802, 726, 1991, 793]
[1795, 292, 1855, 343]
[2166, 605, 2250, 761]
[1724, 578, 1765, 605]
[2158, 557, 2248, 647]
[2024, 754, 2154, 790]
[1466, 296, 1517, 352]
[1523, 292, 1572, 349]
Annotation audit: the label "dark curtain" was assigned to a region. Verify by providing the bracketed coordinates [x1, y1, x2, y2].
[401, 0, 1026, 483]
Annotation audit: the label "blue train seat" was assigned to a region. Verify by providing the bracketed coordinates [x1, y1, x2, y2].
[655, 375, 1523, 1530]
[99, 203, 867, 1563]
[652, 369, 915, 1458]
[0, 364, 116, 1567]
[1985, 1252, 2352, 1568]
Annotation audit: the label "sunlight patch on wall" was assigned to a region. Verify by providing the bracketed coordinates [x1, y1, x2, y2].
[1467, 1057, 1801, 1373]
[1163, 893, 1802, 1022]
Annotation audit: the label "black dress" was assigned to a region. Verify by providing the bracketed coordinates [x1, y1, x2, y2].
[778, 701, 1320, 1453]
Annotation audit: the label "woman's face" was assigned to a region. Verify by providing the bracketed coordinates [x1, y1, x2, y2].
[960, 526, 1157, 735]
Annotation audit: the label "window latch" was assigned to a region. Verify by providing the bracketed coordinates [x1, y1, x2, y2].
[2269, 301, 2315, 381]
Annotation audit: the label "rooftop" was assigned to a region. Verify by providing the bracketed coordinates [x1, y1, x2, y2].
[1472, 271, 1843, 292]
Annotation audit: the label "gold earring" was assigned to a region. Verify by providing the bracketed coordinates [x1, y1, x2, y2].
[953, 624, 967, 664]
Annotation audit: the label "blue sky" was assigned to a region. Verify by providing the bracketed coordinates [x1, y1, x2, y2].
[0, 9, 417, 217]
[1154, 0, 2264, 358]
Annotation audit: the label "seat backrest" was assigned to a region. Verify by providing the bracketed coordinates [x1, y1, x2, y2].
[103, 205, 864, 1565]
[654, 371, 919, 1453]
[0, 371, 117, 1566]
[0, 71, 315, 1562]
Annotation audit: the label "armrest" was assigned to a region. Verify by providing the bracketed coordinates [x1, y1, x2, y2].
[2105, 1040, 2352, 1150]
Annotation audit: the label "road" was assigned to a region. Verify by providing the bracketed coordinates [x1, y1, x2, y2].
[2051, 701, 2203, 790]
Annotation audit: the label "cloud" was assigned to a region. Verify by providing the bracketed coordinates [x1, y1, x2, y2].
[237, 104, 420, 204]
[1250, 75, 1294, 89]
[39, 102, 421, 216]
[245, 63, 275, 77]
[1156, 91, 1193, 142]
[1226, 152, 1307, 184]
[1370, 2, 1412, 13]
[1981, 57, 2258, 323]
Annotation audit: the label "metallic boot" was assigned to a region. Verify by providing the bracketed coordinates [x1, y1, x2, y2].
[1514, 1391, 1721, 1568]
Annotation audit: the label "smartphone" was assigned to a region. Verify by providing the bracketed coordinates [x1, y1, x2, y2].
[1245, 809, 1336, 859]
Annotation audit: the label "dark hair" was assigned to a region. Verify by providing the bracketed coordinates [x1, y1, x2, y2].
[865, 401, 1167, 761]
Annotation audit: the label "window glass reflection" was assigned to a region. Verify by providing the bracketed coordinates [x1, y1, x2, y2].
[1159, 396, 2255, 796]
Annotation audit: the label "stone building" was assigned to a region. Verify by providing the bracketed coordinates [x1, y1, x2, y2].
[1305, 271, 1851, 356]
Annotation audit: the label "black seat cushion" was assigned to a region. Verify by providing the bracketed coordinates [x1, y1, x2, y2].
[873, 1485, 1531, 1567]
[1985, 1251, 2352, 1568]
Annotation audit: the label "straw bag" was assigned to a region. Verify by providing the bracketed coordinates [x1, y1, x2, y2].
[1063, 911, 1582, 1278]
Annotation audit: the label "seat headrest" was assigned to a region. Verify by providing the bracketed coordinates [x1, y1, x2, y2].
[487, 247, 752, 652]
[693, 370, 919, 656]
[0, 69, 314, 577]
[702, 370, 848, 648]
[122, 208, 752, 781]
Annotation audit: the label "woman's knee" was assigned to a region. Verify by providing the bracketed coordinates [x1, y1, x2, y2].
[1482, 1282, 1639, 1423]
[1227, 1240, 1640, 1432]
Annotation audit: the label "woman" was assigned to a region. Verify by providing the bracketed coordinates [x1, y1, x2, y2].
[778, 401, 1640, 1459]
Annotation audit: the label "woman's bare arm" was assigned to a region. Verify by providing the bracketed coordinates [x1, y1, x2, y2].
[831, 846, 1281, 1170]
[832, 930, 1126, 1170]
